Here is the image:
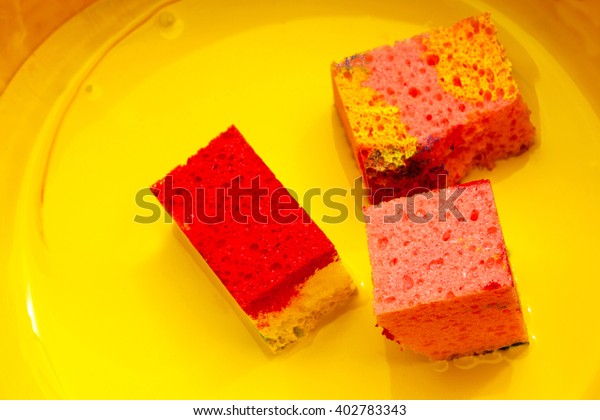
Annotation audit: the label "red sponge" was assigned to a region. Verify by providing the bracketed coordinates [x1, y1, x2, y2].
[365, 179, 528, 360]
[151, 126, 356, 351]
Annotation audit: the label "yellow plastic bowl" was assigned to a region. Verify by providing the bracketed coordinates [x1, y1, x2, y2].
[1, 0, 599, 399]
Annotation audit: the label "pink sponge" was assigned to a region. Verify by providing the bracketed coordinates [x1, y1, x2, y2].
[332, 14, 535, 203]
[365, 179, 528, 360]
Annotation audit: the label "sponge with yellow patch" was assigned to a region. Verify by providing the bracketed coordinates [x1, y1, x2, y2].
[151, 126, 356, 352]
[332, 14, 535, 204]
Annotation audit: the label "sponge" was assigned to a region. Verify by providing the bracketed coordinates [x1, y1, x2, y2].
[332, 14, 535, 203]
[152, 126, 356, 352]
[365, 179, 528, 360]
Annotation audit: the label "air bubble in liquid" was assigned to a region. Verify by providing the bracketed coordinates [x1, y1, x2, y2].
[84, 84, 102, 100]
[157, 11, 184, 40]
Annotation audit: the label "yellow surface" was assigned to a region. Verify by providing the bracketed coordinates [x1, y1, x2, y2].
[1, 0, 600, 399]
[0, 0, 97, 95]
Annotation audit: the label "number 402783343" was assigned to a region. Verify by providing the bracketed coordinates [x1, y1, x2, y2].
[333, 404, 407, 416]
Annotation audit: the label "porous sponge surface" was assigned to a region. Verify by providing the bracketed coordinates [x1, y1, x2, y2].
[365, 179, 528, 360]
[256, 258, 356, 352]
[332, 61, 418, 174]
[151, 126, 338, 319]
[361, 37, 479, 143]
[332, 14, 535, 202]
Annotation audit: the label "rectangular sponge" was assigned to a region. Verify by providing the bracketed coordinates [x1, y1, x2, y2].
[332, 14, 535, 204]
[365, 179, 528, 360]
[151, 126, 356, 352]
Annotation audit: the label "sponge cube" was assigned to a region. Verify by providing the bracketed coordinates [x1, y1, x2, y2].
[151, 126, 356, 352]
[332, 14, 535, 203]
[365, 179, 528, 360]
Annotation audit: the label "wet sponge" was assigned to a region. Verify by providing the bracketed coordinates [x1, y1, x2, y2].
[365, 179, 528, 360]
[151, 126, 356, 352]
[332, 14, 535, 204]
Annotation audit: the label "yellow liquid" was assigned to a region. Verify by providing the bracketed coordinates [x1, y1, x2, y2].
[1, 0, 599, 398]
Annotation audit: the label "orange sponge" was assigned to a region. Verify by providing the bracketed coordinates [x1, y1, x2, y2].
[332, 14, 535, 203]
[365, 179, 528, 360]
